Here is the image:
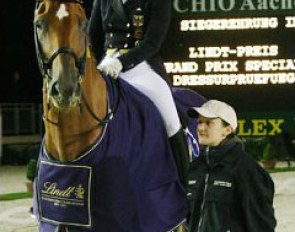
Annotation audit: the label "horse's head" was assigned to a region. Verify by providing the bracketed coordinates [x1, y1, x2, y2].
[34, 0, 87, 108]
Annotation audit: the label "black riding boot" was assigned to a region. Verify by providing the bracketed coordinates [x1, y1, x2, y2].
[169, 128, 190, 188]
[55, 225, 67, 232]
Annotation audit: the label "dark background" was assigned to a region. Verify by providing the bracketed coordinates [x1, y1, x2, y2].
[0, 0, 39, 103]
[0, 0, 294, 112]
[0, 0, 94, 103]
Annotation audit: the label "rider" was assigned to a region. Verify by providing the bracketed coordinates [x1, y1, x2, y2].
[88, 0, 189, 186]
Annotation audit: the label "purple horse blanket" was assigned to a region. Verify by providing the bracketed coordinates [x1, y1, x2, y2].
[34, 78, 204, 232]
[173, 87, 206, 159]
[34, 79, 203, 232]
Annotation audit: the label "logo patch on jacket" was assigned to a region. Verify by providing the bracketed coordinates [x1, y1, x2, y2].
[213, 180, 232, 188]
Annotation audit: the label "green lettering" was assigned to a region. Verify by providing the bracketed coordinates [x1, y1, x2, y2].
[240, 0, 256, 10]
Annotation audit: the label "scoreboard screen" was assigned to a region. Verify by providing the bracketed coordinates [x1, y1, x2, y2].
[162, 0, 295, 110]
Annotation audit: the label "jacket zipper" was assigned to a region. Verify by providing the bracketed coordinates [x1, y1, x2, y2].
[197, 146, 210, 232]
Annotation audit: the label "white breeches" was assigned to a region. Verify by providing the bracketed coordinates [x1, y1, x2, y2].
[119, 61, 181, 137]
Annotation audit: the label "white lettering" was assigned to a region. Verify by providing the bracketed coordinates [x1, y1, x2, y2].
[205, 61, 238, 72]
[236, 45, 278, 57]
[164, 62, 199, 73]
[188, 45, 278, 58]
[180, 17, 278, 31]
[170, 73, 295, 86]
[189, 46, 231, 58]
[245, 59, 295, 71]
[285, 16, 295, 28]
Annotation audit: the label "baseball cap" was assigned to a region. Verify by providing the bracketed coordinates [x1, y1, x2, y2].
[188, 100, 238, 131]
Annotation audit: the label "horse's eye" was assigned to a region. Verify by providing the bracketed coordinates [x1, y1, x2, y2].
[35, 20, 45, 31]
[79, 19, 88, 32]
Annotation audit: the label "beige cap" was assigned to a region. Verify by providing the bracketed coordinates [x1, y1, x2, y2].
[188, 100, 238, 131]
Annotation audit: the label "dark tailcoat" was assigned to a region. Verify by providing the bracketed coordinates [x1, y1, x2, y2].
[88, 0, 171, 77]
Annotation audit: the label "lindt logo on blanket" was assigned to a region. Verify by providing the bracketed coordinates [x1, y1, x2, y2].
[42, 182, 85, 200]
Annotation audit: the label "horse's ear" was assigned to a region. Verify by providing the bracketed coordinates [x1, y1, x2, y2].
[36, 0, 45, 5]
[35, 0, 42, 8]
[67, 0, 86, 9]
[69, 0, 84, 5]
[35, 0, 46, 13]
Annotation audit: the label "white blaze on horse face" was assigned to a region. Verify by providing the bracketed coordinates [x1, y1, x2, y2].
[56, 4, 69, 20]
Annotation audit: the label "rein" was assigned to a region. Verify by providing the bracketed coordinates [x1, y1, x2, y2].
[81, 79, 120, 126]
[42, 80, 120, 128]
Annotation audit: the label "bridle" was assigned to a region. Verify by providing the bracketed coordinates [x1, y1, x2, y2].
[34, 0, 87, 79]
[34, 0, 119, 127]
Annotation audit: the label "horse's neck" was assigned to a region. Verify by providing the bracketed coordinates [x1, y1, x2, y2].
[44, 57, 107, 161]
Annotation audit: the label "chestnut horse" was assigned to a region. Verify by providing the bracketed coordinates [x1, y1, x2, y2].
[34, 0, 107, 161]
[33, 0, 207, 231]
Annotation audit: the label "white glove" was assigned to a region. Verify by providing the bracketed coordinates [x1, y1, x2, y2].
[97, 57, 123, 79]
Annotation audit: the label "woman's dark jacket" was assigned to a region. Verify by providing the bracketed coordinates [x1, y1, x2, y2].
[187, 137, 277, 232]
[87, 0, 171, 77]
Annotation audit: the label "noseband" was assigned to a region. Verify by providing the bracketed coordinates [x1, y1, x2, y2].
[35, 46, 87, 79]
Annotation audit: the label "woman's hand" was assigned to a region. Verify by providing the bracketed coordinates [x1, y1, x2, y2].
[98, 57, 123, 78]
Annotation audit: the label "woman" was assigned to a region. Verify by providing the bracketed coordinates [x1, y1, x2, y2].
[88, 0, 189, 185]
[186, 100, 277, 232]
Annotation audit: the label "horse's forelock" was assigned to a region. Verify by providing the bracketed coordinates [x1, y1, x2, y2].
[35, 0, 85, 17]
[36, 0, 84, 6]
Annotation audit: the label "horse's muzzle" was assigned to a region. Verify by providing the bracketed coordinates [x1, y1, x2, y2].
[50, 81, 81, 108]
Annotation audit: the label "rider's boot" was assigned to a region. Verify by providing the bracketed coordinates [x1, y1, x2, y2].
[169, 128, 190, 188]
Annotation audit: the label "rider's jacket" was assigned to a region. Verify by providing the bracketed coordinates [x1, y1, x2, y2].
[88, 0, 171, 77]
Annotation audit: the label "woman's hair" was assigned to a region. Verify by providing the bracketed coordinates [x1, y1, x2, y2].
[221, 119, 236, 138]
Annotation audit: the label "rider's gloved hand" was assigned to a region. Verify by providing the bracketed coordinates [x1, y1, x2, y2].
[98, 57, 123, 79]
